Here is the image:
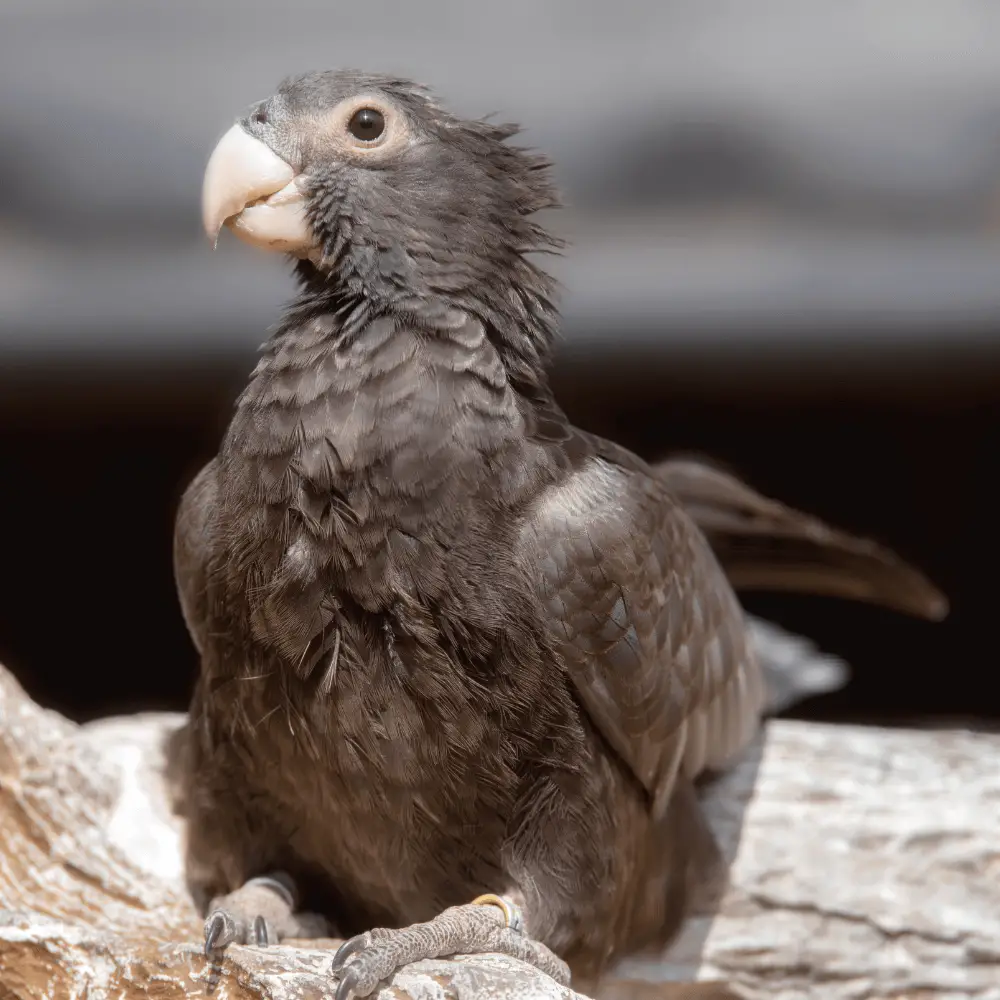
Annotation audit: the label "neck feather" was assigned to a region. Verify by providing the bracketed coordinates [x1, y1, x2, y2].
[221, 294, 554, 514]
[210, 287, 569, 670]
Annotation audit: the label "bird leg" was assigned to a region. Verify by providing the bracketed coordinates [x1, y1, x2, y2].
[330, 892, 570, 1000]
[203, 871, 329, 955]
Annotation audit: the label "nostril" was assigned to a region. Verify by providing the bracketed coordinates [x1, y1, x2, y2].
[251, 104, 269, 126]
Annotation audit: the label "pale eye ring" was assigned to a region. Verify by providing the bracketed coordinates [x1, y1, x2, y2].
[347, 107, 386, 143]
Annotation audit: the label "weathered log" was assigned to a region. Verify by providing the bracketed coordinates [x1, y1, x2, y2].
[0, 660, 997, 1000]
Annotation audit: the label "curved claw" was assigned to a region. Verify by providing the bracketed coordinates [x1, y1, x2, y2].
[331, 932, 370, 972]
[204, 910, 237, 957]
[334, 963, 363, 1000]
[204, 914, 223, 956]
[253, 914, 270, 946]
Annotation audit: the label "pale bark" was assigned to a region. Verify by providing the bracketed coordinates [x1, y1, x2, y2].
[0, 661, 997, 1000]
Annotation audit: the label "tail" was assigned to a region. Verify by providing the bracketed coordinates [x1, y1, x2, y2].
[744, 614, 849, 714]
[656, 456, 948, 622]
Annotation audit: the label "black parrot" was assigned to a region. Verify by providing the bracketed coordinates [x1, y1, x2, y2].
[176, 70, 946, 1000]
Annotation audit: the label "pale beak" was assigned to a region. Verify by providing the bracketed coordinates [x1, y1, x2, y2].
[201, 123, 318, 258]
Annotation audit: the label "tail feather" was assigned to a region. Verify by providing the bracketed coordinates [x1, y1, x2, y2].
[657, 456, 948, 622]
[744, 614, 849, 714]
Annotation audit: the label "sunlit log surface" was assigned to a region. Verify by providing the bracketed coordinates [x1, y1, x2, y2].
[0, 661, 997, 1000]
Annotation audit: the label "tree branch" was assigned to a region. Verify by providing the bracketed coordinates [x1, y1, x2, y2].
[0, 662, 996, 1000]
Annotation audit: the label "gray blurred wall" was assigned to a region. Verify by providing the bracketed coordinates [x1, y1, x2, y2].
[2, 0, 1000, 382]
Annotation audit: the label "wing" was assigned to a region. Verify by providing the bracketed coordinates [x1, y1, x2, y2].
[173, 459, 218, 657]
[654, 456, 948, 620]
[519, 454, 765, 813]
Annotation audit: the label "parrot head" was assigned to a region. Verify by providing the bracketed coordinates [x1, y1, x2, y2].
[201, 70, 561, 302]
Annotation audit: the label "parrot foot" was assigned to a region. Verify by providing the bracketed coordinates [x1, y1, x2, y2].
[330, 894, 570, 1000]
[203, 872, 328, 957]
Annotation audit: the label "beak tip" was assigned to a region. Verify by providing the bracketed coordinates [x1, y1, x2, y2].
[201, 225, 220, 249]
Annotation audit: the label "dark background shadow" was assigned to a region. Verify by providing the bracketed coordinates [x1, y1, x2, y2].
[0, 1, 996, 729]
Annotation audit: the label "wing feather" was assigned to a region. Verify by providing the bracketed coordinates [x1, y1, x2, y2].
[520, 455, 764, 810]
[173, 459, 218, 657]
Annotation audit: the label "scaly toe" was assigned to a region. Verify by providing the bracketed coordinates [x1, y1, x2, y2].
[245, 873, 296, 909]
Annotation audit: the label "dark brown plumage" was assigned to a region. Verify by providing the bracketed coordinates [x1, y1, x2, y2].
[176, 70, 946, 1000]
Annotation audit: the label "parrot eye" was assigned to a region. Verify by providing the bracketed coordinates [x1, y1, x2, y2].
[347, 108, 386, 143]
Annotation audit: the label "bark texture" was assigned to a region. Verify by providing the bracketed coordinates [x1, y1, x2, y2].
[0, 662, 996, 1000]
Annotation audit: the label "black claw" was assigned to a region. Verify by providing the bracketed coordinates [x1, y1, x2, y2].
[204, 912, 227, 957]
[331, 933, 368, 974]
[253, 914, 270, 946]
[334, 964, 362, 1000]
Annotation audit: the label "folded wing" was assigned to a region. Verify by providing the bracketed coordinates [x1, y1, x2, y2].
[519, 456, 765, 814]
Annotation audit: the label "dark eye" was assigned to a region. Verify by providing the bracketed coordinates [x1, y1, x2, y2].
[348, 107, 386, 142]
[251, 104, 269, 125]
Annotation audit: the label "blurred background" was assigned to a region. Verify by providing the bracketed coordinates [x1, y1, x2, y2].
[0, 0, 996, 727]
